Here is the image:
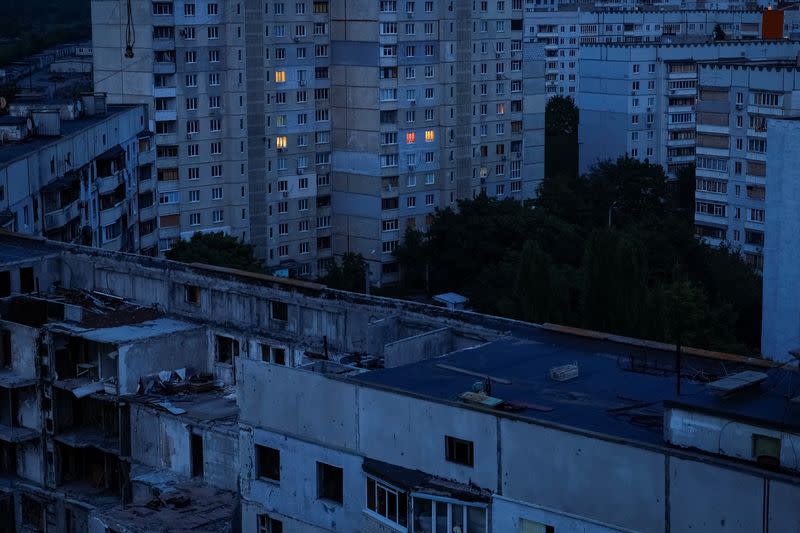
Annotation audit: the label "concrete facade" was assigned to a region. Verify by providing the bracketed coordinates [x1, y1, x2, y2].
[0, 101, 151, 253]
[92, 0, 250, 254]
[761, 118, 800, 361]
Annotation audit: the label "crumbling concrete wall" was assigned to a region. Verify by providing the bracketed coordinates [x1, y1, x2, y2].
[0, 320, 39, 379]
[130, 406, 191, 477]
[240, 426, 364, 533]
[118, 328, 208, 395]
[383, 327, 454, 368]
[201, 427, 239, 492]
[17, 440, 43, 484]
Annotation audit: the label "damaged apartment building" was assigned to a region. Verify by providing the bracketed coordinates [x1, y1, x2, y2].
[1, 231, 800, 532]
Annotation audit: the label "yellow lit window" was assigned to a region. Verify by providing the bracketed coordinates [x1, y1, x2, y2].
[275, 71, 286, 83]
[406, 132, 416, 144]
[276, 136, 287, 149]
[425, 130, 435, 142]
[496, 103, 505, 114]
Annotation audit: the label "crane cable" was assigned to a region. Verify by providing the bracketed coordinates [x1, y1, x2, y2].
[124, 0, 135, 58]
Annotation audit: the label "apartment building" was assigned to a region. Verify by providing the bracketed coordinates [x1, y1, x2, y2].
[2, 232, 800, 531]
[244, 0, 334, 279]
[0, 98, 152, 253]
[526, 8, 798, 97]
[245, 0, 544, 284]
[761, 117, 800, 362]
[92, 0, 249, 254]
[577, 39, 800, 176]
[694, 60, 800, 270]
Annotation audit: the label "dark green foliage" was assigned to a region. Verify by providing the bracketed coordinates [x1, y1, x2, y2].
[320, 253, 368, 293]
[166, 232, 264, 273]
[545, 96, 580, 181]
[0, 0, 90, 66]
[394, 157, 762, 355]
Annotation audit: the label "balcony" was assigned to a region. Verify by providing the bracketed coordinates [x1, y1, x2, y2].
[139, 203, 157, 221]
[746, 128, 767, 139]
[666, 137, 695, 148]
[747, 105, 783, 117]
[667, 121, 694, 130]
[152, 39, 175, 52]
[96, 171, 124, 195]
[155, 110, 177, 122]
[153, 86, 177, 98]
[44, 200, 80, 230]
[99, 202, 123, 226]
[696, 123, 729, 135]
[153, 61, 176, 74]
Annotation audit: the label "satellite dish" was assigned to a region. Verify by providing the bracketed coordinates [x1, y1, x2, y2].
[0, 97, 6, 110]
[26, 118, 33, 131]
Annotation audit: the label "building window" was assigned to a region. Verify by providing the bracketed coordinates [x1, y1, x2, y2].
[214, 335, 239, 363]
[445, 436, 473, 466]
[317, 462, 344, 504]
[366, 476, 408, 527]
[272, 301, 288, 321]
[185, 285, 201, 305]
[256, 444, 281, 481]
[257, 514, 283, 533]
[413, 497, 487, 533]
[521, 519, 555, 533]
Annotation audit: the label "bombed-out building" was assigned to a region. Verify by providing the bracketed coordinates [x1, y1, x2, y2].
[1, 231, 800, 532]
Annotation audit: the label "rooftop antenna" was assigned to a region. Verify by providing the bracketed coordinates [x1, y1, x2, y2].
[124, 0, 136, 58]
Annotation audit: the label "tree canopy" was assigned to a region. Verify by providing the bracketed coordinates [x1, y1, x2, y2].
[394, 156, 762, 355]
[165, 232, 264, 273]
[320, 253, 368, 293]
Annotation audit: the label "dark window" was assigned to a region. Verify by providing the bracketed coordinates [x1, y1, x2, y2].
[382, 197, 399, 210]
[257, 514, 283, 533]
[0, 271, 9, 297]
[445, 436, 474, 466]
[185, 285, 200, 305]
[272, 348, 286, 365]
[19, 267, 34, 293]
[215, 335, 239, 363]
[256, 444, 280, 481]
[191, 433, 204, 477]
[271, 301, 288, 321]
[260, 344, 271, 362]
[1, 329, 10, 368]
[317, 462, 343, 504]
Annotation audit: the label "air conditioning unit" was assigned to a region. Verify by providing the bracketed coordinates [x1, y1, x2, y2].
[282, 191, 289, 198]
[293, 37, 300, 42]
[299, 80, 306, 86]
[179, 29, 187, 38]
[410, 100, 416, 106]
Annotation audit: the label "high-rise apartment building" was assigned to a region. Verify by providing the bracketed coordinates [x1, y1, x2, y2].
[246, 0, 544, 284]
[92, 0, 249, 255]
[526, 8, 800, 97]
[93, 0, 544, 285]
[577, 40, 800, 177]
[694, 59, 800, 270]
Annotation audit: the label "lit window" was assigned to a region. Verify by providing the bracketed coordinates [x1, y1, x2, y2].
[276, 136, 287, 149]
[275, 71, 286, 82]
[425, 130, 434, 142]
[405, 132, 416, 144]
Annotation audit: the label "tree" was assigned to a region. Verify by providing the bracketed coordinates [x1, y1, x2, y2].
[166, 232, 264, 272]
[545, 95, 579, 136]
[320, 253, 368, 293]
[393, 228, 429, 291]
[713, 23, 726, 41]
[545, 96, 580, 180]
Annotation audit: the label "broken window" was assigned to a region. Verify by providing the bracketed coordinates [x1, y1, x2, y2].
[21, 494, 44, 530]
[1, 329, 10, 368]
[260, 344, 270, 362]
[317, 462, 343, 504]
[185, 285, 200, 305]
[272, 348, 286, 365]
[366, 476, 408, 527]
[445, 436, 474, 467]
[271, 301, 288, 322]
[215, 335, 239, 364]
[256, 444, 280, 482]
[19, 267, 34, 294]
[257, 514, 283, 533]
[0, 271, 10, 297]
[191, 433, 204, 477]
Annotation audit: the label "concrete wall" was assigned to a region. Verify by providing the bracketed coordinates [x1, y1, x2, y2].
[240, 427, 364, 532]
[762, 118, 800, 361]
[0, 321, 39, 380]
[492, 495, 634, 533]
[118, 328, 208, 395]
[383, 327, 453, 368]
[501, 418, 665, 533]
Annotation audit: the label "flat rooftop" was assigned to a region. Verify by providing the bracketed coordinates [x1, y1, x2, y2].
[0, 234, 60, 266]
[352, 328, 795, 445]
[51, 317, 201, 344]
[0, 104, 142, 167]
